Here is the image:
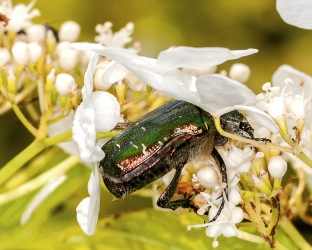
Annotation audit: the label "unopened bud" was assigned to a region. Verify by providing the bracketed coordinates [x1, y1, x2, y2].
[59, 49, 78, 71]
[229, 63, 250, 83]
[12, 42, 30, 64]
[268, 156, 287, 179]
[196, 166, 219, 188]
[59, 21, 81, 42]
[94, 67, 112, 90]
[26, 24, 46, 43]
[55, 73, 76, 96]
[28, 42, 43, 63]
[124, 72, 145, 92]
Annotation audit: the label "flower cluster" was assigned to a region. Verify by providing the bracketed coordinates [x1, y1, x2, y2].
[0, 0, 152, 236]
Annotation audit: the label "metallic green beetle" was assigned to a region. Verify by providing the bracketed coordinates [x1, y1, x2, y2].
[100, 100, 254, 220]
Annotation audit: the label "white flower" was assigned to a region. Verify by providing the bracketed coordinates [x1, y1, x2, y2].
[72, 92, 119, 163]
[73, 51, 120, 236]
[220, 144, 254, 188]
[70, 43, 278, 133]
[0, 0, 40, 32]
[72, 50, 120, 163]
[272, 65, 312, 125]
[188, 191, 243, 248]
[95, 21, 135, 48]
[76, 162, 101, 236]
[276, 0, 312, 29]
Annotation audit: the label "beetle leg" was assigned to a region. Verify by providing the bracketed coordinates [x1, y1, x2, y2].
[208, 148, 229, 222]
[156, 164, 191, 210]
[254, 137, 271, 142]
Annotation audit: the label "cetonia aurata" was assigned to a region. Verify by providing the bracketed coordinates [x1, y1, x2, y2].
[100, 100, 254, 221]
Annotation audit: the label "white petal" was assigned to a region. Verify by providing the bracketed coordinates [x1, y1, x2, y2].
[237, 162, 252, 173]
[222, 224, 238, 237]
[235, 105, 279, 134]
[71, 43, 152, 70]
[195, 74, 256, 115]
[83, 50, 100, 98]
[125, 64, 201, 104]
[276, 0, 312, 29]
[206, 224, 222, 238]
[228, 188, 241, 205]
[156, 47, 258, 71]
[230, 207, 244, 224]
[90, 91, 120, 132]
[76, 164, 101, 236]
[48, 111, 80, 156]
[102, 61, 129, 85]
[72, 99, 105, 162]
[76, 197, 92, 235]
[272, 65, 312, 96]
[87, 163, 101, 234]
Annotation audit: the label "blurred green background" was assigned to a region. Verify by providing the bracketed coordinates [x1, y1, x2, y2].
[1, 0, 312, 249]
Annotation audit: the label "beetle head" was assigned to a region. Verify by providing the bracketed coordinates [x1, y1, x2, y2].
[220, 110, 254, 139]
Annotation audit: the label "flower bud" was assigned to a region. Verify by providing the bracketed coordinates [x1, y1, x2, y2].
[12, 42, 30, 64]
[26, 24, 45, 43]
[268, 156, 287, 179]
[28, 42, 43, 62]
[56, 42, 71, 56]
[55, 73, 76, 96]
[229, 63, 250, 83]
[59, 49, 78, 71]
[94, 68, 112, 90]
[0, 48, 11, 67]
[91, 91, 120, 131]
[196, 166, 219, 188]
[59, 21, 81, 42]
[124, 72, 145, 92]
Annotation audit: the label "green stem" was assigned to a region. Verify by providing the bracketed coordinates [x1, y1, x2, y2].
[3, 147, 60, 190]
[237, 230, 288, 250]
[96, 130, 121, 140]
[0, 155, 80, 205]
[0, 82, 36, 115]
[47, 113, 67, 125]
[279, 216, 312, 250]
[0, 140, 44, 187]
[25, 103, 40, 122]
[240, 190, 263, 198]
[297, 150, 312, 168]
[121, 92, 150, 112]
[37, 76, 47, 114]
[11, 104, 38, 137]
[43, 129, 72, 146]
